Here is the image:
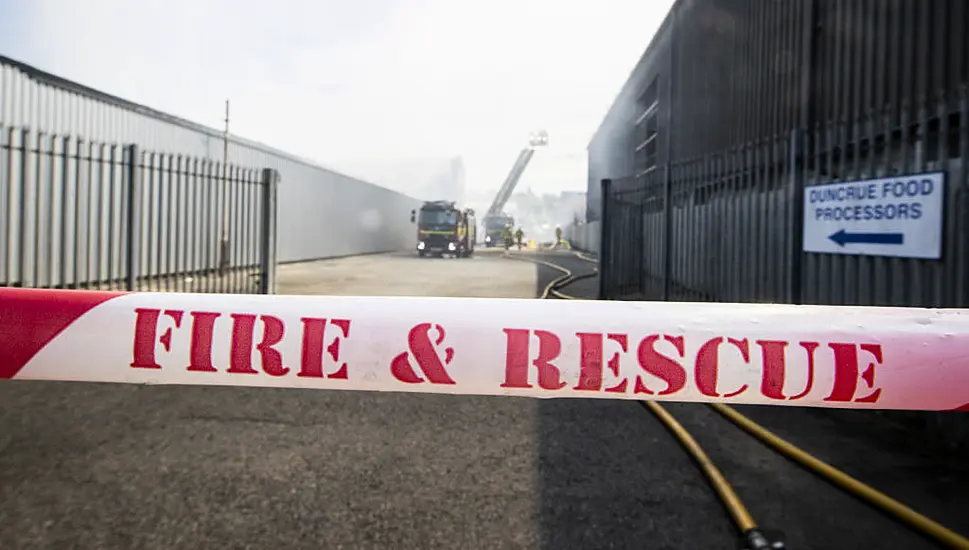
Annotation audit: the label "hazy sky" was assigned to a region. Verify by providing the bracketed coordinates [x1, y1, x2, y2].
[1, 0, 672, 195]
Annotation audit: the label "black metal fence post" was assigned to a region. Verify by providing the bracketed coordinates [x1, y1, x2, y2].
[788, 130, 804, 304]
[259, 168, 279, 295]
[124, 144, 141, 291]
[662, 164, 673, 301]
[598, 178, 612, 300]
[638, 196, 646, 297]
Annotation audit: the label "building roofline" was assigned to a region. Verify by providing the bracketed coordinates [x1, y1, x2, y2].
[587, 0, 679, 150]
[1, 54, 234, 139]
[0, 54, 415, 197]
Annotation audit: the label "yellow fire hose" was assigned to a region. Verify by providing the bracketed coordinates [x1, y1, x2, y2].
[508, 250, 969, 549]
[710, 403, 969, 550]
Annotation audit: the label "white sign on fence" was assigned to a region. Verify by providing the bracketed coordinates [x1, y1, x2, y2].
[802, 172, 945, 259]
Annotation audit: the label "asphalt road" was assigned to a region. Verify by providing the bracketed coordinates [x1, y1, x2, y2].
[2, 251, 967, 550]
[531, 251, 969, 550]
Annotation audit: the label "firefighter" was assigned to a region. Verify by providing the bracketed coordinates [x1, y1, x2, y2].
[555, 226, 563, 247]
[515, 227, 524, 250]
[502, 225, 514, 250]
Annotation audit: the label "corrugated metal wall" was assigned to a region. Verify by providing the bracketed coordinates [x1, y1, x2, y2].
[590, 0, 969, 309]
[0, 56, 422, 264]
[0, 128, 275, 292]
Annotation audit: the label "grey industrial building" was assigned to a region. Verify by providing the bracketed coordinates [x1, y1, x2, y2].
[574, 0, 969, 453]
[585, 0, 968, 309]
[0, 54, 423, 287]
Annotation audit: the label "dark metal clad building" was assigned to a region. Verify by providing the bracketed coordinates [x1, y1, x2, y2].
[590, 0, 969, 309]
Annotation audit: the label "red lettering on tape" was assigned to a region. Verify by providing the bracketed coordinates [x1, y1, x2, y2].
[390, 323, 456, 384]
[298, 318, 352, 379]
[575, 332, 629, 392]
[127, 306, 886, 404]
[299, 318, 328, 378]
[327, 319, 351, 379]
[129, 308, 353, 380]
[131, 308, 184, 369]
[636, 334, 687, 395]
[825, 342, 883, 403]
[228, 314, 259, 374]
[757, 340, 819, 400]
[256, 316, 288, 377]
[187, 312, 220, 372]
[501, 329, 566, 390]
[499, 328, 884, 404]
[695, 337, 750, 398]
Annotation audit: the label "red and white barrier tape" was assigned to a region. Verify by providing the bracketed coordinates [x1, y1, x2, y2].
[2, 287, 968, 411]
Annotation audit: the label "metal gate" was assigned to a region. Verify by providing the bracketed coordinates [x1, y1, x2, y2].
[0, 128, 280, 294]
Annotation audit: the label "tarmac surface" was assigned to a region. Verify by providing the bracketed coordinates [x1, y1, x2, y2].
[1, 249, 968, 549]
[530, 250, 969, 550]
[275, 249, 536, 298]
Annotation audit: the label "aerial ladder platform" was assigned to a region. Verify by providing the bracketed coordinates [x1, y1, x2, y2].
[482, 131, 548, 245]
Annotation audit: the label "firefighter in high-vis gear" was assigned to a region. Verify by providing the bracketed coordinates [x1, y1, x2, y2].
[502, 225, 514, 250]
[515, 227, 524, 250]
[555, 226, 563, 247]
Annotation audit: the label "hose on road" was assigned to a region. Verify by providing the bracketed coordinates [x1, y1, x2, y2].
[505, 249, 969, 550]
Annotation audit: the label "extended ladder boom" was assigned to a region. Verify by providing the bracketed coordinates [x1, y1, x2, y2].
[486, 148, 535, 218]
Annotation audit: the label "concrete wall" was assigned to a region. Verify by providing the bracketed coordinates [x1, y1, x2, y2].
[0, 56, 422, 264]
